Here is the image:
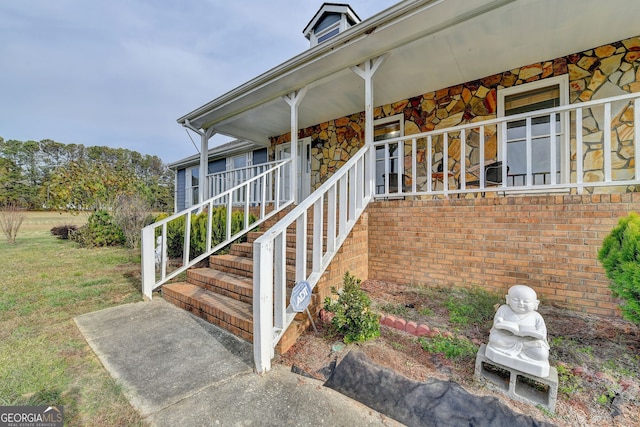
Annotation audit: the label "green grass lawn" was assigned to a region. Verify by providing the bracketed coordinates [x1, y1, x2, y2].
[0, 211, 145, 425]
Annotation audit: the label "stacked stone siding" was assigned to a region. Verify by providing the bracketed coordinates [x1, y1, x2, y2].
[270, 35, 640, 191]
[367, 193, 640, 317]
[265, 35, 640, 319]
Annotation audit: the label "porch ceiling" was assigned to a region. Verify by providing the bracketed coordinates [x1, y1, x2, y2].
[179, 0, 639, 145]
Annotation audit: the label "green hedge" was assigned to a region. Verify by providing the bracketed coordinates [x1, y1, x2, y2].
[598, 212, 640, 325]
[157, 207, 256, 259]
[70, 211, 125, 247]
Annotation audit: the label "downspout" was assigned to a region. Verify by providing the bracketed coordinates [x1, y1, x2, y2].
[183, 120, 216, 205]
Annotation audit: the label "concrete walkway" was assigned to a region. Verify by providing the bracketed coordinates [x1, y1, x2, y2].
[75, 299, 400, 426]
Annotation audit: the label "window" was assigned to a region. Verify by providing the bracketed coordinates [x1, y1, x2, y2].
[307, 8, 359, 47]
[186, 166, 199, 207]
[498, 75, 569, 186]
[374, 115, 404, 193]
[317, 25, 340, 44]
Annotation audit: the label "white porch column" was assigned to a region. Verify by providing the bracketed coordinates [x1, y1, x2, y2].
[351, 56, 387, 195]
[284, 88, 307, 204]
[184, 120, 215, 206]
[199, 128, 215, 203]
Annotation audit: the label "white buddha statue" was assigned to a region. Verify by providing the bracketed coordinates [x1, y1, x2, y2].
[485, 285, 550, 377]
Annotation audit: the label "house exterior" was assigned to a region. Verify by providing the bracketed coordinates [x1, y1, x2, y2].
[169, 139, 267, 212]
[144, 0, 640, 372]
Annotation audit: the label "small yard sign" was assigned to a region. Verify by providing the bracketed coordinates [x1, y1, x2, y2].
[291, 281, 312, 312]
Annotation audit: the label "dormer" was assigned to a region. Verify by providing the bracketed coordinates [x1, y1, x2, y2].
[303, 3, 361, 48]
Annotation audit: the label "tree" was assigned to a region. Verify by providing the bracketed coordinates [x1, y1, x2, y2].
[1, 137, 174, 212]
[0, 202, 26, 244]
[598, 212, 640, 325]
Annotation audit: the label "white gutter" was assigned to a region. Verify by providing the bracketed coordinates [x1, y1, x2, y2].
[176, 0, 440, 126]
[177, 0, 518, 131]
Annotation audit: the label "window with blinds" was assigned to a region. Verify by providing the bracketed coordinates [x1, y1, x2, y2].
[502, 80, 565, 186]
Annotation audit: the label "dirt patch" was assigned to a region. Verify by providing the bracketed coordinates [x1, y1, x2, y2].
[277, 280, 640, 427]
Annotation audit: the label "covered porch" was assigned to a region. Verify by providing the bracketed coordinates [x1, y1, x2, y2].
[146, 0, 640, 373]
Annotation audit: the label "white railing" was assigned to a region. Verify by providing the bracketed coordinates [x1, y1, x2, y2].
[141, 159, 292, 299]
[208, 160, 286, 205]
[253, 144, 373, 373]
[373, 92, 640, 198]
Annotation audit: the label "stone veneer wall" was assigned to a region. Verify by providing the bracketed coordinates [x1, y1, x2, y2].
[269, 35, 640, 191]
[367, 193, 640, 317]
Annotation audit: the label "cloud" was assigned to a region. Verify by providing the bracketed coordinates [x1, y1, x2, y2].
[0, 0, 397, 162]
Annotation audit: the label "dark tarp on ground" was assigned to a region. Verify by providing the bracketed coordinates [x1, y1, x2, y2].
[324, 350, 556, 427]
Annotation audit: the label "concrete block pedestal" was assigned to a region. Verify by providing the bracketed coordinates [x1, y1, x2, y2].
[474, 344, 558, 413]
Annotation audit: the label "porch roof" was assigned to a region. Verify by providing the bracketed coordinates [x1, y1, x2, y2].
[167, 139, 262, 170]
[177, 0, 639, 145]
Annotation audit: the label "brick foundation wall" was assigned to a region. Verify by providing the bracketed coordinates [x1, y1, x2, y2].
[367, 193, 640, 317]
[312, 212, 369, 314]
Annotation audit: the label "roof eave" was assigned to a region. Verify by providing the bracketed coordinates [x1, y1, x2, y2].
[176, 0, 432, 129]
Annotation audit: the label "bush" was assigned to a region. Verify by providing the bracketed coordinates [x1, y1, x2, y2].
[0, 202, 26, 244]
[159, 207, 257, 259]
[71, 210, 125, 247]
[323, 271, 380, 343]
[50, 224, 78, 240]
[598, 212, 640, 324]
[113, 194, 152, 249]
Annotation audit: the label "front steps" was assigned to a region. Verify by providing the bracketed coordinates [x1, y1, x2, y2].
[161, 211, 310, 354]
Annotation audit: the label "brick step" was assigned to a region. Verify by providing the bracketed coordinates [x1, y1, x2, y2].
[186, 265, 308, 303]
[247, 231, 330, 249]
[208, 254, 297, 282]
[162, 281, 308, 352]
[230, 242, 314, 267]
[208, 254, 254, 277]
[187, 268, 253, 304]
[162, 282, 254, 342]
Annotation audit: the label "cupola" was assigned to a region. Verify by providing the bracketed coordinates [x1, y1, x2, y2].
[303, 3, 360, 47]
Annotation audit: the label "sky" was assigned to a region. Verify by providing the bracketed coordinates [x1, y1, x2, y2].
[0, 1, 399, 164]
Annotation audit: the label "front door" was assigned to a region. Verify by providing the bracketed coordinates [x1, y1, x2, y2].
[275, 137, 312, 202]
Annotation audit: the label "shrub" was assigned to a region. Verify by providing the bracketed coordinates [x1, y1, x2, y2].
[598, 212, 640, 324]
[71, 210, 125, 247]
[159, 207, 257, 259]
[112, 194, 152, 249]
[323, 271, 380, 343]
[0, 202, 26, 244]
[50, 224, 78, 240]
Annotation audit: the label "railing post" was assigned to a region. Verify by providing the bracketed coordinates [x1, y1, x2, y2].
[549, 112, 557, 185]
[635, 98, 640, 181]
[443, 133, 449, 194]
[253, 239, 274, 374]
[604, 102, 612, 182]
[576, 108, 584, 194]
[427, 136, 433, 192]
[141, 225, 155, 300]
[296, 212, 308, 284]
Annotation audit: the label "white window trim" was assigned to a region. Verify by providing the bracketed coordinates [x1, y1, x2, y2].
[185, 165, 199, 208]
[497, 75, 569, 116]
[310, 15, 349, 47]
[497, 74, 570, 184]
[226, 152, 253, 171]
[374, 114, 405, 137]
[374, 114, 405, 194]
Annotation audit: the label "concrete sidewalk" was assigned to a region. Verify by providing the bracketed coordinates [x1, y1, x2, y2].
[75, 299, 400, 426]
